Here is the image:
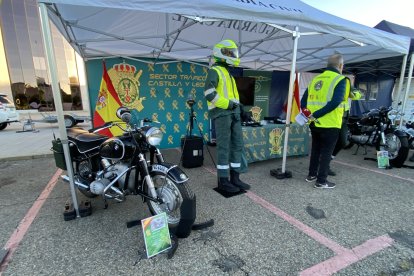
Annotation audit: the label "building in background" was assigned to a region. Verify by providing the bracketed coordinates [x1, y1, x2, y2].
[0, 0, 89, 113]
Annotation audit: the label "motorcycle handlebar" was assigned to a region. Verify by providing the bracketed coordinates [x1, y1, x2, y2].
[88, 121, 114, 133]
[88, 118, 160, 134]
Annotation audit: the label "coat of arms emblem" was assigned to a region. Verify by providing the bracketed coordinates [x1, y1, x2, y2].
[109, 62, 146, 111]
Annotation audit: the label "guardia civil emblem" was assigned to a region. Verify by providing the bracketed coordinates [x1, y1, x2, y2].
[314, 80, 323, 91]
[109, 62, 146, 111]
[249, 106, 262, 122]
[269, 128, 284, 155]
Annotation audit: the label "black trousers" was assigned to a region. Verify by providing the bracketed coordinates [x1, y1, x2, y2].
[332, 118, 348, 156]
[309, 125, 340, 183]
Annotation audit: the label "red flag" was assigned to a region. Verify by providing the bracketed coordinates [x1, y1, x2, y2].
[93, 61, 123, 137]
[283, 73, 301, 122]
[290, 74, 301, 123]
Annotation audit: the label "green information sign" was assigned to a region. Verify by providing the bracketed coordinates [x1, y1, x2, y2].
[141, 212, 172, 258]
[244, 70, 272, 122]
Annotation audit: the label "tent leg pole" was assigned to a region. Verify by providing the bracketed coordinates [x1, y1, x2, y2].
[400, 53, 414, 127]
[397, 54, 408, 128]
[39, 3, 80, 217]
[271, 26, 299, 179]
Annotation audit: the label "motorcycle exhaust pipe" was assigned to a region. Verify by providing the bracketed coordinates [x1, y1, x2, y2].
[349, 135, 369, 144]
[61, 175, 89, 190]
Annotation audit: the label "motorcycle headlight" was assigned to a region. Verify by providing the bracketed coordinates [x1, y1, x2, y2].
[145, 127, 163, 146]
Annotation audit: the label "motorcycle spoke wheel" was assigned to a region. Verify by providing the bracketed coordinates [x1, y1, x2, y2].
[147, 173, 185, 226]
[384, 133, 401, 159]
[76, 160, 98, 198]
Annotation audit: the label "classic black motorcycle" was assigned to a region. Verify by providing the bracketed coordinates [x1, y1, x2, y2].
[346, 106, 409, 167]
[57, 107, 195, 232]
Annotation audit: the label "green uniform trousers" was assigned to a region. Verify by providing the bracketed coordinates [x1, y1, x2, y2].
[214, 113, 243, 177]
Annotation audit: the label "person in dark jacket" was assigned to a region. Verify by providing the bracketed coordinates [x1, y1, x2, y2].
[300, 53, 346, 189]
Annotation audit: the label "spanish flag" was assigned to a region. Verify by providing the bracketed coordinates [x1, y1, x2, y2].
[290, 73, 301, 123]
[93, 61, 124, 137]
[283, 73, 301, 123]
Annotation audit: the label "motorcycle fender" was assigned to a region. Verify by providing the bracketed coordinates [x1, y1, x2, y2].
[394, 129, 408, 137]
[151, 163, 189, 184]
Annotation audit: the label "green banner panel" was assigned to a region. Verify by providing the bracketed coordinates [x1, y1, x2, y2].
[242, 123, 309, 163]
[86, 58, 210, 149]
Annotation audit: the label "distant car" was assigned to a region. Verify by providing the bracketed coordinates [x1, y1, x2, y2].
[0, 94, 20, 130]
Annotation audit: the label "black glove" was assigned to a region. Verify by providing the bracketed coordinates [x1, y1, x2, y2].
[227, 101, 239, 110]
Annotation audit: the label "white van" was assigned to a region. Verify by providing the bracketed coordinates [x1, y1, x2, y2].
[0, 94, 20, 130]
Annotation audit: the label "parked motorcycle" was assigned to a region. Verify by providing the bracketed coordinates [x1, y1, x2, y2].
[57, 107, 195, 231]
[346, 106, 410, 168]
[404, 115, 414, 150]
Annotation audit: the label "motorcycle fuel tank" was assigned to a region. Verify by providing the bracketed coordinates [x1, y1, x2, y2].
[100, 138, 135, 160]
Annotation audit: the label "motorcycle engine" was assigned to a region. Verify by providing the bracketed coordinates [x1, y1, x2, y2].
[361, 125, 376, 132]
[90, 178, 110, 195]
[88, 161, 131, 195]
[108, 162, 130, 188]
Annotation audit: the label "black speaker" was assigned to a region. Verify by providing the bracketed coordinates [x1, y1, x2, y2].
[181, 135, 204, 168]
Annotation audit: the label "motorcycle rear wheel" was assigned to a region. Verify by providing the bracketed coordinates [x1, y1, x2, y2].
[76, 160, 98, 198]
[377, 133, 409, 168]
[147, 171, 194, 228]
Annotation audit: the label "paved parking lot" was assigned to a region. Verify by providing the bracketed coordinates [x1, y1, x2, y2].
[1, 121, 414, 275]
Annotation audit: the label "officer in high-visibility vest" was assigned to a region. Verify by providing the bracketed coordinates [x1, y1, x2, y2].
[300, 53, 347, 189]
[203, 39, 250, 193]
[328, 77, 362, 175]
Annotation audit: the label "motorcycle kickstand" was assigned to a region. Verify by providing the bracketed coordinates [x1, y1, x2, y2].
[102, 195, 108, 209]
[353, 145, 360, 155]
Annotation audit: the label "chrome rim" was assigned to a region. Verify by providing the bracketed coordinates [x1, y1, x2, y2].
[148, 174, 182, 225]
[385, 133, 401, 159]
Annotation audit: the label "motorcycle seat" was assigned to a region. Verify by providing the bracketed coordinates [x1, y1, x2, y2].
[67, 128, 89, 138]
[71, 133, 108, 153]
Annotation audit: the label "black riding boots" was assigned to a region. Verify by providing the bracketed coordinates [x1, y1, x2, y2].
[230, 170, 251, 190]
[218, 177, 240, 193]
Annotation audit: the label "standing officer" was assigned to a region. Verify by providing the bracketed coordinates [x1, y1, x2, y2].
[329, 77, 362, 175]
[300, 53, 346, 189]
[203, 39, 250, 193]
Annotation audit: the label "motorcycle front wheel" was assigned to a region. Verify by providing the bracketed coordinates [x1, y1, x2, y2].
[377, 133, 409, 168]
[147, 171, 194, 228]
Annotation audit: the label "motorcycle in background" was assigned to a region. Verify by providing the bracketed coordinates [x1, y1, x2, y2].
[388, 104, 414, 151]
[56, 107, 195, 234]
[346, 106, 410, 168]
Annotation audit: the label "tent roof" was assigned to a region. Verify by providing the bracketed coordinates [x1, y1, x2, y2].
[345, 20, 414, 78]
[38, 0, 410, 71]
[375, 20, 414, 52]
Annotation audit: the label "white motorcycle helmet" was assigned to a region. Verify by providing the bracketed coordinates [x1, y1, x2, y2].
[213, 39, 240, 66]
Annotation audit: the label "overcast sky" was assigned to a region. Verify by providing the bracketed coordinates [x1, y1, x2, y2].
[301, 0, 413, 29]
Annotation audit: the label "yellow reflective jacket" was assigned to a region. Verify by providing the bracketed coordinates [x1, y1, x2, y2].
[205, 65, 239, 110]
[307, 71, 345, 128]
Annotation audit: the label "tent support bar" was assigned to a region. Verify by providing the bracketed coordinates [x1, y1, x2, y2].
[39, 3, 80, 217]
[48, 4, 87, 58]
[267, 23, 293, 34]
[401, 53, 414, 126]
[397, 54, 407, 127]
[282, 26, 300, 173]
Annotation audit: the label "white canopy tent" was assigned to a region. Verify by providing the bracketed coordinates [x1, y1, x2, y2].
[37, 0, 410, 213]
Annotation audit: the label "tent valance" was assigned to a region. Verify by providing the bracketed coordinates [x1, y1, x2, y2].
[39, 0, 410, 72]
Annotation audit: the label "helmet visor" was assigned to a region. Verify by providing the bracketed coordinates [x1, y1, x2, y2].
[221, 48, 239, 59]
